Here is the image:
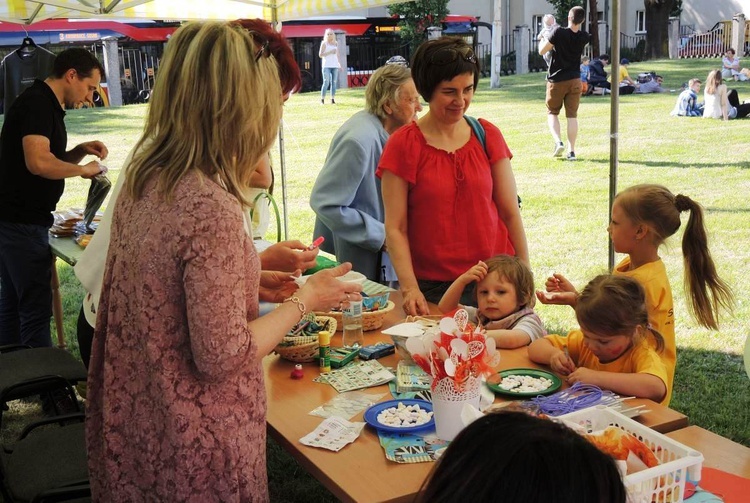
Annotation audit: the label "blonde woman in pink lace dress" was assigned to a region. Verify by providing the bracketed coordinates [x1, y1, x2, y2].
[86, 22, 362, 502]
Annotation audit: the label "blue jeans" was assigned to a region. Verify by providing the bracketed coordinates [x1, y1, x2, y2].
[321, 67, 338, 99]
[0, 221, 53, 348]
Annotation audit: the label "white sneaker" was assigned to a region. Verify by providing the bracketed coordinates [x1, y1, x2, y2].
[553, 142, 564, 157]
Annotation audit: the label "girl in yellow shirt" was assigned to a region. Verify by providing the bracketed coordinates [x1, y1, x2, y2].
[537, 184, 734, 405]
[530, 275, 669, 404]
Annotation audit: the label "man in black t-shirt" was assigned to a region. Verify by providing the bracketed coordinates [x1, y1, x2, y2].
[538, 6, 591, 161]
[0, 48, 108, 348]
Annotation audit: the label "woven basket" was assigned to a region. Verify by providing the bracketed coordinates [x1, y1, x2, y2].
[274, 316, 337, 363]
[315, 300, 395, 332]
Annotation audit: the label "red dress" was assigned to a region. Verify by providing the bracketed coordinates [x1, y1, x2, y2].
[86, 171, 268, 502]
[376, 119, 515, 282]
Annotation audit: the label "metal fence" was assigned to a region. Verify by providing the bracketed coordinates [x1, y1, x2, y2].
[117, 47, 161, 104]
[679, 24, 729, 58]
[620, 32, 647, 60]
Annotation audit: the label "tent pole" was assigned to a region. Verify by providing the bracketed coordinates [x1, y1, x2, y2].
[271, 7, 290, 241]
[608, 0, 620, 271]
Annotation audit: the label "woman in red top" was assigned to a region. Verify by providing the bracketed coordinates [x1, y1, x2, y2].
[377, 37, 528, 315]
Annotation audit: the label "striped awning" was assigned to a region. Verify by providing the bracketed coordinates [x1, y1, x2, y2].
[0, 0, 408, 25]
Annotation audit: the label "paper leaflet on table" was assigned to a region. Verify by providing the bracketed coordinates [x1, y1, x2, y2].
[396, 361, 431, 393]
[388, 380, 431, 401]
[299, 416, 365, 452]
[312, 360, 395, 393]
[377, 430, 450, 464]
[309, 390, 386, 420]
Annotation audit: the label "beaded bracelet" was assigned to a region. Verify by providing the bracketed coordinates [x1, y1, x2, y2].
[283, 295, 307, 319]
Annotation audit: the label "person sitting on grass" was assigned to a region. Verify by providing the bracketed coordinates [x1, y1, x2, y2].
[670, 78, 703, 117]
[614, 58, 636, 95]
[438, 255, 546, 349]
[637, 74, 666, 94]
[580, 55, 590, 95]
[530, 275, 669, 404]
[703, 69, 750, 120]
[587, 54, 610, 93]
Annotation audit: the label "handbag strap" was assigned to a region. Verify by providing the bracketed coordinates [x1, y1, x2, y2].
[464, 115, 487, 154]
[464, 115, 521, 209]
[249, 191, 282, 243]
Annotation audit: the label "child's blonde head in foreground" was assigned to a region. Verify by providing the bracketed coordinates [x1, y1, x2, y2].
[576, 275, 664, 352]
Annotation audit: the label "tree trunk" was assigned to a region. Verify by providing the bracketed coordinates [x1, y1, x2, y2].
[644, 0, 674, 59]
[589, 0, 600, 56]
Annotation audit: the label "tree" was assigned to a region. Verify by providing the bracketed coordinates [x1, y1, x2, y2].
[644, 0, 674, 59]
[546, 0, 584, 26]
[588, 0, 600, 56]
[388, 0, 450, 49]
[671, 0, 683, 17]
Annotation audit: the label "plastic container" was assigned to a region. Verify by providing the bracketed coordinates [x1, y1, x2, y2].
[558, 406, 703, 503]
[342, 301, 364, 349]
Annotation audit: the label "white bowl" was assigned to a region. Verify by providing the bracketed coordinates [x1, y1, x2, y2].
[294, 270, 367, 286]
[338, 271, 367, 284]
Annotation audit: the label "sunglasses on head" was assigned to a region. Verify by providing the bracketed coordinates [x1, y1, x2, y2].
[247, 31, 271, 62]
[429, 46, 477, 65]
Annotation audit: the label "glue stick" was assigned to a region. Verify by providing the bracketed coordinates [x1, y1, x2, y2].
[319, 330, 331, 374]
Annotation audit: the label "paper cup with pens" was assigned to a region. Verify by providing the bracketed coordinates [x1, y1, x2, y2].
[405, 309, 500, 441]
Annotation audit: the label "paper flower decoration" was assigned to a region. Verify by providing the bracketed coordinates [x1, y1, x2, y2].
[406, 309, 501, 392]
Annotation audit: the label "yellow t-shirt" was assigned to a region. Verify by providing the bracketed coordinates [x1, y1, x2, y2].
[614, 257, 675, 402]
[608, 66, 631, 84]
[546, 331, 670, 404]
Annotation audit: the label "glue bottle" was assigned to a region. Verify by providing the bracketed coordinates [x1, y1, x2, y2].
[319, 330, 331, 374]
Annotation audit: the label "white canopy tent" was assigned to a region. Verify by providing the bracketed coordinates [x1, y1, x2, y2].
[0, 0, 407, 24]
[1, 0, 408, 238]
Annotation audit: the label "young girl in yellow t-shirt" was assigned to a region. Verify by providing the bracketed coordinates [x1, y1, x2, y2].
[529, 275, 669, 404]
[537, 184, 734, 404]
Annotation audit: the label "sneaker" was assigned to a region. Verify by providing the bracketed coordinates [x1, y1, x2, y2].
[553, 142, 564, 157]
[331, 98, 336, 104]
[566, 151, 576, 161]
[320, 99, 324, 105]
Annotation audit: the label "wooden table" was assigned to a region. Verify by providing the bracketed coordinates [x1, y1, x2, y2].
[49, 236, 84, 348]
[263, 295, 688, 503]
[666, 426, 750, 479]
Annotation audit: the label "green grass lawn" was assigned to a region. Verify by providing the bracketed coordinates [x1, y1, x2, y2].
[2, 57, 748, 500]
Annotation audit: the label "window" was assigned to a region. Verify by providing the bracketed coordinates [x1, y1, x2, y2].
[636, 11, 646, 33]
[532, 15, 543, 38]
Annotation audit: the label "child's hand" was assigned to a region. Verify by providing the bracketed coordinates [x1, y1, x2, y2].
[545, 273, 576, 293]
[459, 261, 488, 285]
[566, 367, 597, 385]
[550, 350, 576, 376]
[536, 290, 578, 306]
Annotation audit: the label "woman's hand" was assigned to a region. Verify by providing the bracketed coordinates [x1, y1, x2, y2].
[259, 240, 319, 272]
[297, 263, 363, 312]
[259, 271, 299, 303]
[401, 286, 430, 316]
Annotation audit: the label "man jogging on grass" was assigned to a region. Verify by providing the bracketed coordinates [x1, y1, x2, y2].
[539, 6, 591, 161]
